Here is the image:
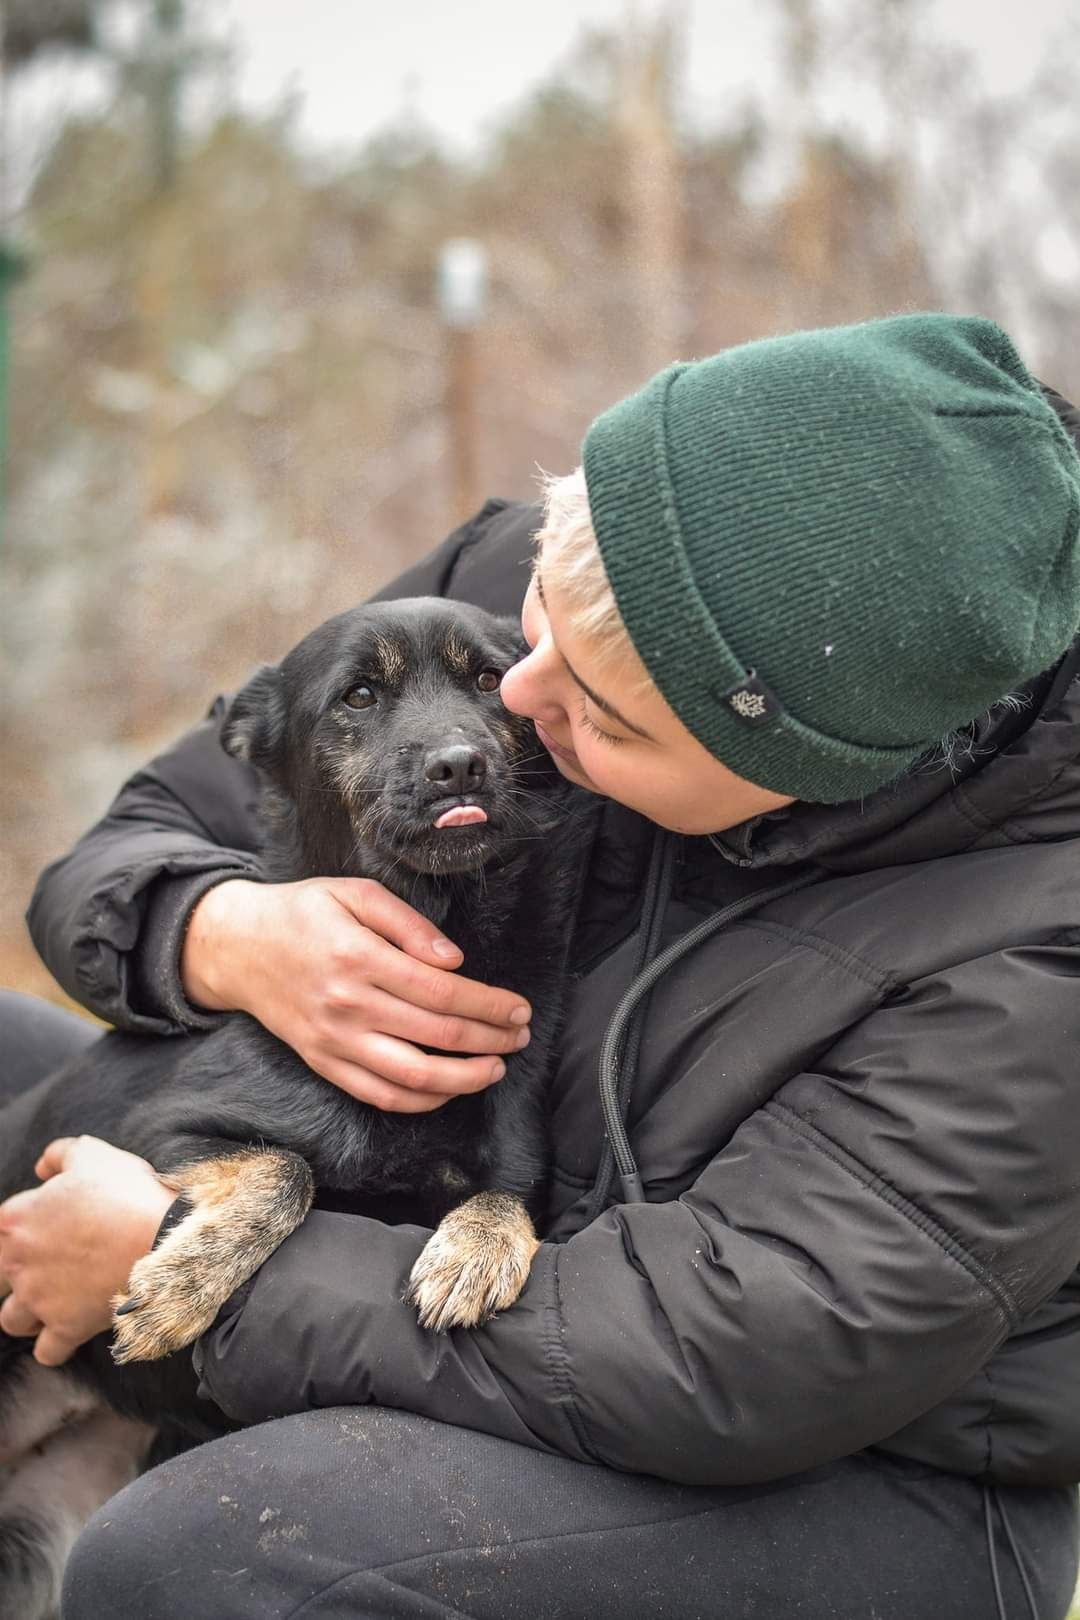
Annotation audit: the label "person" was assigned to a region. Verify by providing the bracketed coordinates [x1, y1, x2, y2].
[2, 311, 1080, 1620]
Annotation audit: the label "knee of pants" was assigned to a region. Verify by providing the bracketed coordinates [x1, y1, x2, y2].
[62, 1467, 204, 1620]
[63, 1513, 143, 1619]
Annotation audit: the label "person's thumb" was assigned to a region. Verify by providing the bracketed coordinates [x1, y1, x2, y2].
[34, 1136, 78, 1181]
[33, 1327, 76, 1367]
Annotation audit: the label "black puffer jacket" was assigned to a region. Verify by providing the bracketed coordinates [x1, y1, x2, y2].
[27, 452, 1080, 1488]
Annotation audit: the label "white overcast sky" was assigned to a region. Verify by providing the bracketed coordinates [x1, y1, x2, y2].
[215, 0, 1068, 154]
[4, 0, 1074, 210]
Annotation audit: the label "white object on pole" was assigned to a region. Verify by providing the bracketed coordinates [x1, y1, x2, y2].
[437, 238, 488, 328]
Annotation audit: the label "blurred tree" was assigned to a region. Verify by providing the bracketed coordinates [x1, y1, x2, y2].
[1, 0, 97, 68]
[1, 0, 103, 548]
[615, 3, 687, 375]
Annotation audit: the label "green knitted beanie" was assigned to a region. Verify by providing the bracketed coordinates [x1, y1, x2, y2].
[581, 313, 1080, 802]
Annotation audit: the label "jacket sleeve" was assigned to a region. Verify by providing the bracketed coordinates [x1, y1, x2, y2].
[192, 940, 1080, 1484]
[26, 500, 542, 1032]
[26, 703, 265, 1033]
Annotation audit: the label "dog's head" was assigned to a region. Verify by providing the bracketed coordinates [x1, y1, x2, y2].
[222, 598, 552, 880]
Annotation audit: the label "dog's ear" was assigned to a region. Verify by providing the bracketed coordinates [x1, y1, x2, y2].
[221, 664, 287, 769]
[485, 613, 529, 667]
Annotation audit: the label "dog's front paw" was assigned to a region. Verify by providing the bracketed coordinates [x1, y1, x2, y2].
[110, 1246, 224, 1363]
[406, 1191, 539, 1333]
[110, 1147, 314, 1363]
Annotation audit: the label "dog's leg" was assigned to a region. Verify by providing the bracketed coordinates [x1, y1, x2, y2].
[406, 1191, 539, 1333]
[111, 1146, 314, 1363]
[0, 1404, 153, 1620]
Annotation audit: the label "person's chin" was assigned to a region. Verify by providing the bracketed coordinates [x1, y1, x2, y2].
[536, 722, 594, 787]
[550, 750, 600, 792]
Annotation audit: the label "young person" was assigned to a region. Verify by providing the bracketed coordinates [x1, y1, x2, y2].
[4, 312, 1080, 1619]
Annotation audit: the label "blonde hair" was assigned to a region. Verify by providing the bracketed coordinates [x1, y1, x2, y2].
[534, 467, 654, 694]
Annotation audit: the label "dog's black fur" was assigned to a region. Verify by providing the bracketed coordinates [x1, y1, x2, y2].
[0, 597, 586, 1614]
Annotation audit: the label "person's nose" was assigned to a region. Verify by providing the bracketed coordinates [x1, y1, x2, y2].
[500, 635, 560, 722]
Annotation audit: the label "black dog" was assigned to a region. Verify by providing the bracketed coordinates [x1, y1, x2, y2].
[0, 596, 587, 1618]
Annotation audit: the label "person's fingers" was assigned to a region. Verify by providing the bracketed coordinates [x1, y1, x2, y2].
[331, 878, 465, 966]
[0, 1294, 43, 1338]
[317, 1057, 450, 1114]
[347, 985, 531, 1058]
[347, 1033, 506, 1098]
[32, 1328, 76, 1368]
[317, 1039, 505, 1111]
[363, 940, 531, 1032]
[34, 1136, 78, 1181]
[334, 882, 532, 1028]
[0, 1186, 34, 1232]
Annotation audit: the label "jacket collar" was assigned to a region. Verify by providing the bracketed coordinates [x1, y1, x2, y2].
[708, 644, 1080, 874]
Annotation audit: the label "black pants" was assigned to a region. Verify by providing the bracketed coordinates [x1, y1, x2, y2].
[3, 991, 1078, 1620]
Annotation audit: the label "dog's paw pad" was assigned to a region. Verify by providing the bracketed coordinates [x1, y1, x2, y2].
[407, 1219, 538, 1333]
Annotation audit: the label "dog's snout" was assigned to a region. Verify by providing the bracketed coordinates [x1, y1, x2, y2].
[424, 743, 487, 795]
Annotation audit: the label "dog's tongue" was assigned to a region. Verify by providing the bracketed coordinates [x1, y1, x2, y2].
[434, 805, 488, 829]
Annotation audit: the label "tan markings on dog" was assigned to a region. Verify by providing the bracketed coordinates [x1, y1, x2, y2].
[406, 1191, 539, 1333]
[371, 634, 406, 684]
[0, 1406, 153, 1620]
[492, 717, 527, 758]
[442, 632, 472, 677]
[111, 1147, 314, 1364]
[315, 735, 379, 830]
[0, 1361, 100, 1470]
[329, 745, 374, 804]
[325, 707, 358, 732]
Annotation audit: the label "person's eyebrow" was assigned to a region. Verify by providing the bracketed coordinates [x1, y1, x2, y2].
[534, 565, 654, 740]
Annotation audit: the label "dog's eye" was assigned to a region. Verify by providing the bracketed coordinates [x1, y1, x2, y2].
[342, 685, 377, 710]
[476, 670, 501, 693]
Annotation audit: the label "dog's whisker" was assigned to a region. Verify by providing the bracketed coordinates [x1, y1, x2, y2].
[506, 783, 573, 809]
[503, 798, 554, 827]
[503, 802, 566, 837]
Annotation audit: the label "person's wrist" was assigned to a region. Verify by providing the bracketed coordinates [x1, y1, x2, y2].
[139, 1184, 178, 1250]
[181, 879, 258, 1011]
[115, 1180, 177, 1291]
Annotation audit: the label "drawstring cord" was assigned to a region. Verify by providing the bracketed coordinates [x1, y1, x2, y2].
[587, 828, 678, 1217]
[591, 827, 822, 1214]
[984, 1485, 1041, 1620]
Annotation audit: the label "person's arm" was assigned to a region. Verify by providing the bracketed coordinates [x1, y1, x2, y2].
[26, 500, 542, 1036]
[192, 940, 1080, 1485]
[26, 701, 265, 1034]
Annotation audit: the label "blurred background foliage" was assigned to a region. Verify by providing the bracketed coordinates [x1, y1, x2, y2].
[2, 0, 1079, 1003]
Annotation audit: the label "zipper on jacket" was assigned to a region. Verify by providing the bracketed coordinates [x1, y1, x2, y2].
[587, 828, 822, 1218]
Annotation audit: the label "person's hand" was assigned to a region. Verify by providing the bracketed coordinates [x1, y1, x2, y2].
[181, 877, 532, 1113]
[0, 1136, 173, 1367]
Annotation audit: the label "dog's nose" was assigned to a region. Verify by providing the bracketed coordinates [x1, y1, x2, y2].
[424, 743, 487, 795]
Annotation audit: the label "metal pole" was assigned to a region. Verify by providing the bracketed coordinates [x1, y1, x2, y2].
[437, 239, 488, 525]
[148, 0, 184, 194]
